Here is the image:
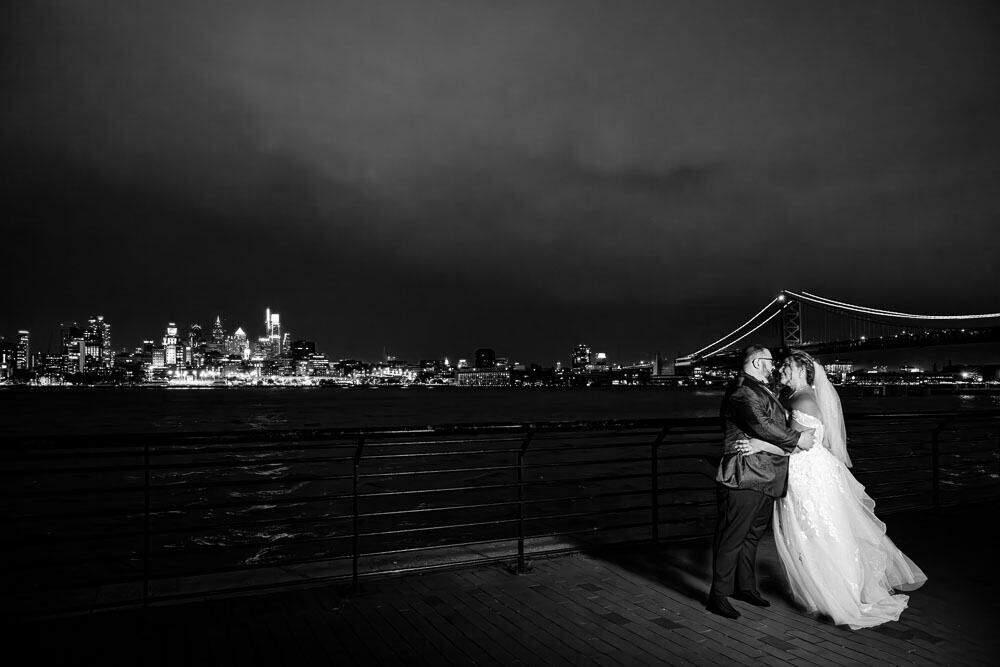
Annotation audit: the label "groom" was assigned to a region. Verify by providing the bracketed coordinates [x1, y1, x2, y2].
[707, 344, 814, 619]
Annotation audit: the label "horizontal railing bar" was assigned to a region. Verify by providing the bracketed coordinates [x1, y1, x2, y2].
[358, 464, 517, 479]
[359, 448, 522, 460]
[523, 456, 652, 469]
[338, 535, 520, 560]
[354, 518, 519, 539]
[356, 472, 654, 499]
[0, 442, 360, 462]
[522, 504, 654, 524]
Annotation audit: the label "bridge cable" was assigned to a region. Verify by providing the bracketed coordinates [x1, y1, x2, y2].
[788, 291, 1000, 321]
[702, 309, 784, 359]
[680, 297, 781, 360]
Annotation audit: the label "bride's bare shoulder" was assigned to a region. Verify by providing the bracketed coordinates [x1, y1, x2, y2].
[790, 392, 821, 420]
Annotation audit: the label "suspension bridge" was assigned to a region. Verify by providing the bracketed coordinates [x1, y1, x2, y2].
[675, 290, 1000, 371]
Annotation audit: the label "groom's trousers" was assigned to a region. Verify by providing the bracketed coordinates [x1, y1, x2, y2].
[710, 485, 774, 597]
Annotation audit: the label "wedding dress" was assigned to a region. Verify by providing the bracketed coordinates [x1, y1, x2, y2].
[772, 410, 927, 629]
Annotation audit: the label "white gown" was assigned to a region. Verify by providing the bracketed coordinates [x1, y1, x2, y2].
[773, 410, 927, 629]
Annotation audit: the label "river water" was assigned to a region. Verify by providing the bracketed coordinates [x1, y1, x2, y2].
[3, 385, 999, 437]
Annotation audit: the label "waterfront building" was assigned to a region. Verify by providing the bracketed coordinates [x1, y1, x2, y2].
[455, 367, 512, 387]
[826, 360, 853, 380]
[16, 330, 30, 370]
[308, 353, 331, 375]
[572, 344, 591, 372]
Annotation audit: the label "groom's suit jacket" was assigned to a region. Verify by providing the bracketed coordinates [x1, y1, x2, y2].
[717, 372, 802, 498]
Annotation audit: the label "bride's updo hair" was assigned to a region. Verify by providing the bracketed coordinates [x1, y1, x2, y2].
[784, 349, 816, 385]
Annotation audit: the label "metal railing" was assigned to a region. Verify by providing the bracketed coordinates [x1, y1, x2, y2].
[2, 410, 998, 618]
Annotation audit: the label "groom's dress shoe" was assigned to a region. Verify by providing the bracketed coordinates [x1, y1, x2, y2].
[706, 595, 740, 619]
[732, 590, 770, 607]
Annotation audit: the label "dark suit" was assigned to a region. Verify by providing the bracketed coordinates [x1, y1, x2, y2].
[710, 372, 801, 599]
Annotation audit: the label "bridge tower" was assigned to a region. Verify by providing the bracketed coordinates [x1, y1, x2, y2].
[781, 298, 802, 347]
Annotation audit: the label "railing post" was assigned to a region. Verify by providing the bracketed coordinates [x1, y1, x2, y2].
[930, 416, 953, 514]
[143, 438, 150, 609]
[352, 434, 366, 595]
[651, 426, 669, 543]
[517, 426, 535, 574]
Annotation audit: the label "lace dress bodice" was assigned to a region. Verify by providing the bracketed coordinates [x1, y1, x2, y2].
[791, 409, 824, 449]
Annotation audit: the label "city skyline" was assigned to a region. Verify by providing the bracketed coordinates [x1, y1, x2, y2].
[5, 304, 1000, 375]
[3, 2, 999, 365]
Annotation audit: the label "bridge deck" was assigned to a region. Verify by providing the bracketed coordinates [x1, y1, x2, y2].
[15, 502, 997, 666]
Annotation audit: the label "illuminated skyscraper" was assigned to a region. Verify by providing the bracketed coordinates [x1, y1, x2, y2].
[264, 308, 282, 357]
[204, 316, 226, 355]
[211, 316, 225, 345]
[85, 315, 112, 367]
[228, 326, 249, 358]
[61, 323, 86, 373]
[163, 322, 179, 367]
[572, 344, 592, 372]
[16, 330, 30, 370]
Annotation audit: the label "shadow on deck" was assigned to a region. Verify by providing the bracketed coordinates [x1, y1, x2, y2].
[14, 502, 999, 666]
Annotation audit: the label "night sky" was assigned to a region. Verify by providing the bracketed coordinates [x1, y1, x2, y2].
[3, 1, 999, 365]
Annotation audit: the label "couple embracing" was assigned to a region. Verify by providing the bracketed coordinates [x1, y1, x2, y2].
[708, 345, 926, 629]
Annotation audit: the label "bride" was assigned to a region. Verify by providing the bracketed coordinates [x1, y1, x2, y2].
[739, 350, 927, 629]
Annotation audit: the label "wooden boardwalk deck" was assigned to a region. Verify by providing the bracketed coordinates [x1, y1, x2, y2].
[15, 502, 999, 666]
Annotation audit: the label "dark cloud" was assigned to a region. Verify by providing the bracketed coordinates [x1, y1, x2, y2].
[3, 0, 999, 363]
